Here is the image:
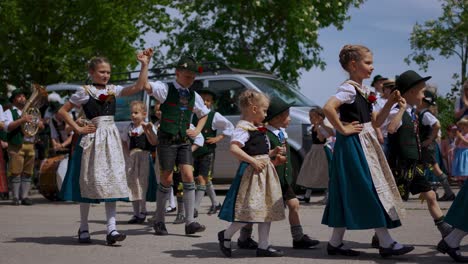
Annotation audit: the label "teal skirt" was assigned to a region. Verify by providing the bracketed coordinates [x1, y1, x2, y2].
[321, 133, 401, 230]
[445, 180, 468, 232]
[59, 136, 129, 203]
[218, 162, 249, 222]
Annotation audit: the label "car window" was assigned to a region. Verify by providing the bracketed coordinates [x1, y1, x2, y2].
[115, 91, 144, 121]
[247, 77, 315, 106]
[208, 80, 246, 116]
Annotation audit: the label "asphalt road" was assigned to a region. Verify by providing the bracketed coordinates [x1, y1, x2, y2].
[0, 188, 466, 264]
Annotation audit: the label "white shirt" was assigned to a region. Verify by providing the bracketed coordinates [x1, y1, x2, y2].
[4, 106, 35, 142]
[373, 98, 393, 137]
[266, 125, 288, 142]
[122, 122, 158, 145]
[231, 120, 270, 148]
[334, 82, 373, 104]
[190, 123, 204, 147]
[209, 112, 234, 136]
[419, 108, 438, 127]
[148, 81, 210, 119]
[69, 85, 124, 106]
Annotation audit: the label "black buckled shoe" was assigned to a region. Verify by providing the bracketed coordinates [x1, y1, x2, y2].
[77, 229, 91, 244]
[218, 230, 232, 257]
[293, 234, 320, 249]
[438, 193, 456, 202]
[327, 243, 361, 256]
[106, 230, 126, 245]
[379, 242, 414, 258]
[185, 221, 206, 235]
[437, 239, 468, 263]
[371, 234, 379, 248]
[153, 222, 168, 236]
[207, 203, 222, 215]
[21, 198, 33, 206]
[127, 215, 146, 224]
[237, 237, 258, 249]
[256, 246, 284, 257]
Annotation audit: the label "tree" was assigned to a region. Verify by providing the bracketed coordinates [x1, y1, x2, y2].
[405, 0, 468, 98]
[0, 0, 170, 94]
[158, 0, 365, 85]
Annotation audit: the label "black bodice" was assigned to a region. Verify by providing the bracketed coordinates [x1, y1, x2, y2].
[82, 95, 116, 119]
[241, 130, 269, 156]
[129, 133, 154, 151]
[312, 128, 326, 144]
[339, 88, 372, 123]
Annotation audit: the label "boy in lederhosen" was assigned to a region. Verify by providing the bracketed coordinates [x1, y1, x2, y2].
[144, 56, 210, 236]
[383, 70, 452, 245]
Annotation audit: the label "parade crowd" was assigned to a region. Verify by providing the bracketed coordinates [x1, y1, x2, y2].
[1, 45, 468, 262]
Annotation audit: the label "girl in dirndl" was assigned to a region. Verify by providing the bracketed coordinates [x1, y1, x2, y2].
[451, 118, 468, 183]
[321, 44, 412, 258]
[58, 49, 152, 245]
[123, 101, 158, 224]
[296, 107, 334, 204]
[217, 90, 285, 258]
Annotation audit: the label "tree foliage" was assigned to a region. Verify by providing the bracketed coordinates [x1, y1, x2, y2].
[158, 0, 365, 85]
[0, 0, 170, 94]
[405, 0, 468, 98]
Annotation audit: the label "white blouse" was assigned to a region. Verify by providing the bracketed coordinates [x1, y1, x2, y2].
[69, 84, 124, 106]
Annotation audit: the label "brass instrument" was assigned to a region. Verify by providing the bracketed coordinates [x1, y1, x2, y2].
[22, 83, 48, 137]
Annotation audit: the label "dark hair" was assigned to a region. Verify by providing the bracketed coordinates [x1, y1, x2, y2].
[87, 57, 111, 71]
[309, 107, 325, 118]
[339, 45, 371, 71]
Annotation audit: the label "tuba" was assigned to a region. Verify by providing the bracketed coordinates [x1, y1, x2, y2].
[21, 83, 48, 137]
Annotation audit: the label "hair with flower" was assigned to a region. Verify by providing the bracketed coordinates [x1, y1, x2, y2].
[238, 89, 269, 111]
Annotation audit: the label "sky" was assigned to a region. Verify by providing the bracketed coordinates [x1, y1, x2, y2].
[145, 0, 460, 106]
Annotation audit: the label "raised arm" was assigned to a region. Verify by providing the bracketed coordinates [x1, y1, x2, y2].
[120, 48, 153, 96]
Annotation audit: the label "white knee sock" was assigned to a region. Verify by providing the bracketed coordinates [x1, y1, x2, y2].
[258, 222, 271, 250]
[79, 203, 90, 233]
[140, 200, 147, 216]
[375, 228, 402, 249]
[105, 202, 117, 235]
[168, 188, 176, 208]
[444, 228, 468, 248]
[329, 227, 346, 247]
[224, 222, 246, 248]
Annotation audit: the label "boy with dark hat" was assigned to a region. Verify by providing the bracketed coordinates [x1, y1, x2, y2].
[4, 89, 39, 205]
[416, 90, 455, 201]
[236, 97, 320, 250]
[384, 70, 452, 240]
[144, 55, 210, 236]
[192, 89, 234, 216]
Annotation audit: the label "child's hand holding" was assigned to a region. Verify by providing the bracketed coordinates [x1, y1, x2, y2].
[142, 122, 153, 132]
[251, 159, 267, 173]
[186, 128, 199, 138]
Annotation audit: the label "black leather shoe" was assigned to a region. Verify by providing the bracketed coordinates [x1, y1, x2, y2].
[153, 222, 168, 236]
[11, 198, 20, 206]
[379, 242, 414, 258]
[327, 243, 361, 256]
[438, 193, 456, 202]
[237, 237, 258, 249]
[127, 215, 146, 224]
[437, 239, 468, 263]
[218, 230, 232, 257]
[185, 221, 206, 235]
[293, 234, 320, 249]
[371, 234, 379, 248]
[207, 203, 222, 215]
[77, 229, 91, 244]
[256, 246, 284, 257]
[21, 198, 33, 206]
[106, 230, 126, 245]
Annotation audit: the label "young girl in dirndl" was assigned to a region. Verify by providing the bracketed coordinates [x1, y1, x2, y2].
[296, 107, 334, 203]
[58, 49, 152, 245]
[321, 45, 413, 258]
[217, 90, 285, 258]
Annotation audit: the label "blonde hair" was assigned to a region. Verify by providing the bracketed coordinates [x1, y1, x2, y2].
[339, 44, 372, 71]
[87, 56, 110, 71]
[238, 89, 269, 111]
[457, 117, 468, 128]
[130, 101, 146, 113]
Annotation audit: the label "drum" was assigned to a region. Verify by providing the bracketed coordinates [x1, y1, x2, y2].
[38, 154, 68, 201]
